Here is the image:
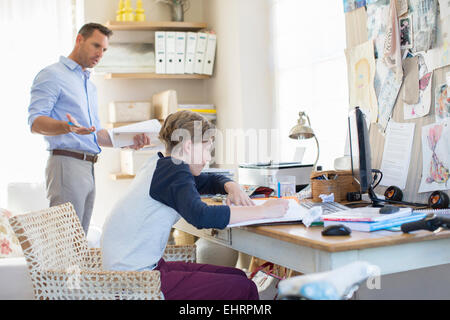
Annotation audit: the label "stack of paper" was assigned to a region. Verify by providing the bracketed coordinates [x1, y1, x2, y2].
[322, 207, 425, 232]
[111, 119, 162, 148]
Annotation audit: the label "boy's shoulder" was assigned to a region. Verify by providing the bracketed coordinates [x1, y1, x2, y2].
[154, 156, 193, 180]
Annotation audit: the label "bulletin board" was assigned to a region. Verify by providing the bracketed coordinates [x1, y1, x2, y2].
[344, 3, 450, 204]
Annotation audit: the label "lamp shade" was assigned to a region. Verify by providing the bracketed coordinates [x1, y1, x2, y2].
[289, 112, 315, 140]
[289, 111, 320, 170]
[289, 125, 315, 140]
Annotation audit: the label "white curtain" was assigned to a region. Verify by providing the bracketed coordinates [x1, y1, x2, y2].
[0, 0, 75, 207]
[271, 0, 349, 169]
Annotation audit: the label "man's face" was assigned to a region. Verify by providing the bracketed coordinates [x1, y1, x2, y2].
[77, 29, 109, 69]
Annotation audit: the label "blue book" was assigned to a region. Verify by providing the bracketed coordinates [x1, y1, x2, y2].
[323, 213, 427, 232]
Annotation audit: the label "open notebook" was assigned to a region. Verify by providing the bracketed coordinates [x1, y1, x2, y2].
[227, 198, 308, 228]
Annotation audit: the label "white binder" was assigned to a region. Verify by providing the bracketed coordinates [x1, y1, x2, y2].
[184, 32, 197, 74]
[194, 32, 208, 74]
[175, 32, 186, 74]
[203, 33, 217, 76]
[155, 31, 166, 74]
[165, 32, 176, 74]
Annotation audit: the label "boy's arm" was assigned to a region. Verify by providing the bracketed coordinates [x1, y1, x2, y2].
[194, 173, 232, 195]
[194, 174, 254, 206]
[150, 169, 230, 229]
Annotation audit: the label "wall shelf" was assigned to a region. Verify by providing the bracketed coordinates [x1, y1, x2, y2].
[104, 73, 210, 80]
[105, 21, 207, 31]
[110, 173, 135, 180]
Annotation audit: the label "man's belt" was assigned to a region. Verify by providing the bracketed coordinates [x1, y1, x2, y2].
[51, 149, 98, 163]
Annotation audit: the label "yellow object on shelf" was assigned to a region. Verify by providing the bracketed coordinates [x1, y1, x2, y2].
[135, 0, 146, 22]
[176, 108, 216, 114]
[116, 0, 124, 22]
[123, 0, 135, 22]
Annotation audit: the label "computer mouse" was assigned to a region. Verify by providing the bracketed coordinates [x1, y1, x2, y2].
[321, 224, 351, 236]
[379, 206, 400, 214]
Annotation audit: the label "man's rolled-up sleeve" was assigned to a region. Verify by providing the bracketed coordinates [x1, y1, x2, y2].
[28, 70, 60, 131]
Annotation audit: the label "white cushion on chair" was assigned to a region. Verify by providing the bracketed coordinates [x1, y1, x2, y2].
[0, 257, 34, 300]
[87, 224, 102, 248]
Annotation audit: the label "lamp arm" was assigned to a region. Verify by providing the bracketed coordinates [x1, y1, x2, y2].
[305, 114, 312, 127]
[313, 135, 320, 170]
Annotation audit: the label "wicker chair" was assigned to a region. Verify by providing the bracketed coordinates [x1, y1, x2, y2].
[8, 202, 196, 300]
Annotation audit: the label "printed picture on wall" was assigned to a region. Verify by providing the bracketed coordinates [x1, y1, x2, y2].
[343, 0, 366, 13]
[409, 0, 438, 52]
[367, 2, 389, 59]
[345, 40, 378, 124]
[400, 15, 413, 49]
[435, 83, 450, 122]
[419, 119, 450, 193]
[404, 52, 433, 120]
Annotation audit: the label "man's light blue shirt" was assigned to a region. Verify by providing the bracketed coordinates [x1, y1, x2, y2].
[28, 56, 103, 154]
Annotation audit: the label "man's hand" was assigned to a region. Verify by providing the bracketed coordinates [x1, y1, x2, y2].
[224, 181, 255, 206]
[127, 133, 151, 150]
[66, 113, 95, 135]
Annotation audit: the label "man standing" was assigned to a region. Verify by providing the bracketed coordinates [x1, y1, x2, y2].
[28, 23, 149, 234]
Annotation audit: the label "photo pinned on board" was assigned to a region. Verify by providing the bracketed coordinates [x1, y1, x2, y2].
[400, 15, 413, 49]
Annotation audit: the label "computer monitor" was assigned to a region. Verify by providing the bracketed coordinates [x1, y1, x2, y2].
[348, 107, 372, 194]
[348, 106, 425, 207]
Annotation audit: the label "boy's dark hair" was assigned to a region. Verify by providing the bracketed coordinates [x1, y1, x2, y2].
[78, 23, 113, 39]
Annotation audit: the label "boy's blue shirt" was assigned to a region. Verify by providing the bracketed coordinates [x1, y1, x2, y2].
[150, 152, 232, 229]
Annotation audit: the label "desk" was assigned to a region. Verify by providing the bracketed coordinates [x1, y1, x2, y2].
[174, 199, 450, 276]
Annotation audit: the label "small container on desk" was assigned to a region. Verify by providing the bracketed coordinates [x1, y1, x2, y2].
[310, 170, 359, 202]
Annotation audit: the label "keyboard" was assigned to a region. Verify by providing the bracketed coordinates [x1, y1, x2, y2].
[300, 200, 348, 215]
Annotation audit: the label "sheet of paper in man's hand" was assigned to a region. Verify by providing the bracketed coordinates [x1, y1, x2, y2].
[112, 119, 162, 148]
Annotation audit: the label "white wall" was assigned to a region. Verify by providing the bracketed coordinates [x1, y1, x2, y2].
[84, 0, 275, 226]
[203, 0, 276, 170]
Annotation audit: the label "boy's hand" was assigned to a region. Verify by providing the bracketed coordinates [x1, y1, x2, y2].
[224, 181, 255, 206]
[261, 199, 289, 218]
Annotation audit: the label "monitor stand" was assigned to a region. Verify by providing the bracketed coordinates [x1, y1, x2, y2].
[368, 187, 384, 207]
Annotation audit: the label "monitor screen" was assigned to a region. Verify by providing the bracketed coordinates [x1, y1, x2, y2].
[348, 107, 372, 193]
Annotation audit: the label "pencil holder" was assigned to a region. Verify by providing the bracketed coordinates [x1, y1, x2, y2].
[310, 170, 359, 202]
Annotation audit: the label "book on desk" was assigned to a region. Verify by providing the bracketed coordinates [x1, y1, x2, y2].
[323, 212, 427, 232]
[322, 207, 428, 232]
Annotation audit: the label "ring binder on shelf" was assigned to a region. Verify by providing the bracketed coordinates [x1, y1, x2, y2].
[194, 32, 208, 74]
[185, 32, 197, 74]
[175, 32, 186, 74]
[155, 31, 166, 74]
[203, 33, 217, 76]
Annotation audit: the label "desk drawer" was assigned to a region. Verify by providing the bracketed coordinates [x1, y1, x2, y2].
[201, 228, 232, 246]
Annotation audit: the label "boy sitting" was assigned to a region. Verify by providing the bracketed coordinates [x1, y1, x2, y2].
[101, 110, 288, 300]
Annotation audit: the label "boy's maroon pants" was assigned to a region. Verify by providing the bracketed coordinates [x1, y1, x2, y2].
[155, 258, 259, 300]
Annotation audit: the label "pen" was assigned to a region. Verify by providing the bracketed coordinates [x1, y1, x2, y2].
[68, 121, 81, 128]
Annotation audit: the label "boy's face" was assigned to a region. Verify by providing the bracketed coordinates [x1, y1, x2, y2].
[188, 140, 213, 176]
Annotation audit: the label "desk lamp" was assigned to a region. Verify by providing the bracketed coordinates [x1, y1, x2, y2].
[289, 111, 320, 170]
